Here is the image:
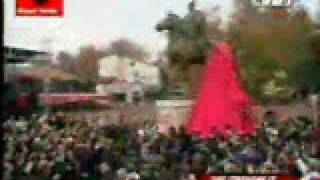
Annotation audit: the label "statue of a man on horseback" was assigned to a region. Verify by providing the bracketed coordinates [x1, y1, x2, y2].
[156, 0, 211, 97]
[184, 0, 208, 38]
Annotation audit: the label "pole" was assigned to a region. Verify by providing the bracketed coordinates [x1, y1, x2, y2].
[315, 95, 318, 129]
[42, 38, 53, 115]
[310, 94, 319, 129]
[309, 94, 319, 156]
[317, 0, 320, 25]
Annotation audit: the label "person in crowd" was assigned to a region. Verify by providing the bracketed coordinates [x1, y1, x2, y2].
[3, 112, 319, 180]
[15, 92, 33, 120]
[3, 82, 19, 121]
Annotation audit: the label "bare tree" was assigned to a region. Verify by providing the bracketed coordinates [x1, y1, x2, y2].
[75, 45, 99, 82]
[101, 38, 150, 60]
[57, 51, 76, 73]
[56, 38, 149, 84]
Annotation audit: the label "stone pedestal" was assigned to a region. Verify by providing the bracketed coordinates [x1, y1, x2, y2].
[156, 100, 193, 133]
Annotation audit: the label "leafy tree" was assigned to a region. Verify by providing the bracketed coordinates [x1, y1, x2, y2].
[297, 30, 320, 93]
[227, 0, 317, 102]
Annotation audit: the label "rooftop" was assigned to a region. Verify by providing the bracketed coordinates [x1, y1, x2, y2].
[4, 46, 50, 63]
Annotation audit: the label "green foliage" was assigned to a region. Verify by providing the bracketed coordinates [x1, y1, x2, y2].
[79, 80, 96, 92]
[295, 58, 320, 92]
[228, 1, 319, 102]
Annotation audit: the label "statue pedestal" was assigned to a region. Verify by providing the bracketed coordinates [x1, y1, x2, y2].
[155, 100, 193, 134]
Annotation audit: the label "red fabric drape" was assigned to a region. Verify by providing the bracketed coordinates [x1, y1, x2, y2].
[276, 175, 300, 180]
[199, 176, 300, 180]
[186, 42, 256, 139]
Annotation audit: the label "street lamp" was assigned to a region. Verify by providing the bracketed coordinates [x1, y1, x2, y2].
[309, 93, 319, 156]
[309, 94, 319, 129]
[41, 38, 53, 114]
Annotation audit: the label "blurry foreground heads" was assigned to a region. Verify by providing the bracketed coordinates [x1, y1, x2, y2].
[126, 172, 140, 180]
[3, 110, 320, 179]
[117, 168, 128, 180]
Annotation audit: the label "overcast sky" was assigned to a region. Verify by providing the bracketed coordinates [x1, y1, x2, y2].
[4, 0, 318, 59]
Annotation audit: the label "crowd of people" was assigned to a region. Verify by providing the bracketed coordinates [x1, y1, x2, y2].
[3, 111, 320, 180]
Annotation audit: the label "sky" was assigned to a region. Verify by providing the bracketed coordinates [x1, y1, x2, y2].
[4, 0, 318, 60]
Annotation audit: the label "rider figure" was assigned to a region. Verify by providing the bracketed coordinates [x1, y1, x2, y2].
[185, 0, 198, 22]
[184, 0, 208, 39]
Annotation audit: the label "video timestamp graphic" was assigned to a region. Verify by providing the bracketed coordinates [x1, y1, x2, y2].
[251, 0, 293, 7]
[16, 0, 64, 17]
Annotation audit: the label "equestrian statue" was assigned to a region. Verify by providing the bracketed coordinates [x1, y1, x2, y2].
[156, 0, 212, 97]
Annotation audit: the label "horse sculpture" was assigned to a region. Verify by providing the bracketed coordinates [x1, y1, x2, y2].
[156, 12, 211, 68]
[156, 4, 212, 97]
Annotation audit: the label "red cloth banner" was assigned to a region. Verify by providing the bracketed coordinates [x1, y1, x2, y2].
[16, 0, 64, 17]
[39, 93, 110, 106]
[200, 175, 300, 180]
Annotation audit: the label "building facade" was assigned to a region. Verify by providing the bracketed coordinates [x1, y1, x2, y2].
[96, 55, 160, 104]
[4, 46, 51, 82]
